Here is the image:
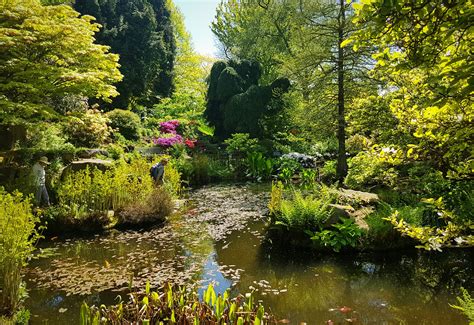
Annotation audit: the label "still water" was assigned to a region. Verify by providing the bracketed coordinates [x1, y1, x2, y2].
[26, 184, 473, 324]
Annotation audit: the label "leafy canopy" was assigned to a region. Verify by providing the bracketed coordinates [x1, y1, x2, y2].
[0, 0, 122, 124]
[350, 0, 473, 178]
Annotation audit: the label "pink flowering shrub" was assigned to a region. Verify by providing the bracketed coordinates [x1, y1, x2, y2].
[159, 120, 179, 134]
[153, 134, 183, 147]
[154, 120, 201, 150]
[153, 120, 183, 148]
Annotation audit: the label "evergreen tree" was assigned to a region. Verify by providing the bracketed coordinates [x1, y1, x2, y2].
[74, 0, 176, 109]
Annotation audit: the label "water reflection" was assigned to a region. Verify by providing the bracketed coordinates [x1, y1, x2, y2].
[25, 184, 472, 324]
[215, 225, 473, 324]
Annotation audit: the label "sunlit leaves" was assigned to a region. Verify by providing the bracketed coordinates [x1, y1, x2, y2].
[0, 0, 122, 123]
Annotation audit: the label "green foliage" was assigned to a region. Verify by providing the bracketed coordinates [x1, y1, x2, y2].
[205, 59, 289, 139]
[224, 133, 260, 158]
[79, 283, 277, 324]
[167, 0, 209, 106]
[274, 187, 335, 231]
[162, 158, 182, 198]
[320, 160, 337, 183]
[301, 169, 317, 188]
[175, 154, 234, 186]
[245, 152, 274, 182]
[57, 159, 153, 217]
[310, 218, 363, 252]
[309, 139, 338, 157]
[0, 0, 122, 124]
[386, 198, 474, 251]
[63, 109, 112, 148]
[351, 0, 473, 179]
[0, 308, 30, 325]
[345, 151, 399, 190]
[277, 168, 292, 184]
[347, 95, 400, 145]
[0, 189, 41, 314]
[24, 123, 74, 154]
[207, 158, 234, 181]
[106, 109, 142, 141]
[212, 0, 375, 180]
[365, 204, 397, 241]
[450, 287, 474, 324]
[276, 158, 300, 184]
[74, 0, 175, 108]
[268, 181, 284, 216]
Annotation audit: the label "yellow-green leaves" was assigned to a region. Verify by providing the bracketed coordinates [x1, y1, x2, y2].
[0, 0, 122, 123]
[0, 188, 41, 313]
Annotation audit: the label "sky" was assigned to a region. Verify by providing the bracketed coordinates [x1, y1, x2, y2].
[174, 0, 221, 57]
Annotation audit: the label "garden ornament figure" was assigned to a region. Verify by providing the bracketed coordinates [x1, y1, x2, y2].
[32, 156, 51, 206]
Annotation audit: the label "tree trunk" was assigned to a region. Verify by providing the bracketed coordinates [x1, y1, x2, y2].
[336, 0, 348, 185]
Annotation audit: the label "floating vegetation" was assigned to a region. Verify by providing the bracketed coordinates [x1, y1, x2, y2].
[27, 184, 269, 297]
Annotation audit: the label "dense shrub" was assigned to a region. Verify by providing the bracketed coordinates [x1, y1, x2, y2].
[224, 133, 260, 158]
[63, 109, 111, 148]
[106, 109, 141, 141]
[345, 151, 398, 189]
[80, 283, 277, 324]
[0, 189, 40, 317]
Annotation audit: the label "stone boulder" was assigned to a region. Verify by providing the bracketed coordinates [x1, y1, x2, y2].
[77, 149, 109, 159]
[338, 189, 379, 206]
[61, 158, 113, 179]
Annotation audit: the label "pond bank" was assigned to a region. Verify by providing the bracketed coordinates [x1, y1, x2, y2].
[25, 183, 473, 324]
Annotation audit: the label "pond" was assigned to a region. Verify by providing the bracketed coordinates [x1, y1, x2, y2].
[26, 183, 473, 324]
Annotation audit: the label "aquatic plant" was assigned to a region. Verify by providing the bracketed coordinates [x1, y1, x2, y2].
[0, 189, 41, 316]
[79, 283, 277, 324]
[118, 187, 173, 225]
[268, 181, 284, 216]
[245, 152, 274, 181]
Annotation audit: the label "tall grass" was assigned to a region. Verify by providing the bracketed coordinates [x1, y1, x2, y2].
[0, 189, 41, 316]
[55, 156, 179, 223]
[57, 162, 153, 214]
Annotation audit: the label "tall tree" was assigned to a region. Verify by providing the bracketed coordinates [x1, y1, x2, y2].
[0, 0, 122, 124]
[212, 0, 375, 183]
[74, 0, 176, 109]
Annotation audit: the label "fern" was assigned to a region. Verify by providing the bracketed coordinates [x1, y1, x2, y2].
[450, 287, 474, 324]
